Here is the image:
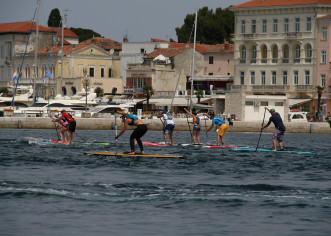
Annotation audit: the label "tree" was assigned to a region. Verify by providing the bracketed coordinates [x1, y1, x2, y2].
[70, 27, 101, 42]
[143, 86, 154, 111]
[315, 85, 324, 121]
[48, 8, 62, 27]
[94, 87, 104, 97]
[0, 87, 9, 94]
[175, 6, 234, 44]
[195, 90, 204, 104]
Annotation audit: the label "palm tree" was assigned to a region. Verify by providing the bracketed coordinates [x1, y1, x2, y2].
[143, 86, 154, 111]
[315, 85, 324, 121]
[195, 90, 204, 104]
[94, 87, 104, 97]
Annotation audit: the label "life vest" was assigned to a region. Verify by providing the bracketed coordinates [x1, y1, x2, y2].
[62, 112, 75, 123]
[127, 114, 138, 126]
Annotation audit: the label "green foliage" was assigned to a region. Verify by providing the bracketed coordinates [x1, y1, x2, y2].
[175, 6, 234, 44]
[94, 87, 104, 97]
[48, 8, 62, 27]
[143, 86, 154, 111]
[195, 90, 203, 103]
[0, 87, 9, 94]
[70, 27, 101, 42]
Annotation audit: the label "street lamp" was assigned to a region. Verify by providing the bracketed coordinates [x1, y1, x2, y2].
[82, 68, 89, 112]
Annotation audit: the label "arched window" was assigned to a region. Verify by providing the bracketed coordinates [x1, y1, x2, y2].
[261, 45, 268, 63]
[62, 86, 67, 96]
[240, 45, 246, 63]
[282, 44, 289, 63]
[251, 45, 257, 64]
[42, 64, 47, 77]
[305, 44, 312, 63]
[71, 86, 77, 96]
[294, 44, 300, 63]
[112, 87, 118, 95]
[271, 45, 278, 63]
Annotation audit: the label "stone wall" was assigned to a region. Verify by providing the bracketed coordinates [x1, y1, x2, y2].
[1, 117, 330, 134]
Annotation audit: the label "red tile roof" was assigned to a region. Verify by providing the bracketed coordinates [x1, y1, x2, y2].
[81, 37, 122, 51]
[144, 47, 189, 59]
[34, 41, 92, 55]
[232, 0, 331, 9]
[0, 21, 78, 38]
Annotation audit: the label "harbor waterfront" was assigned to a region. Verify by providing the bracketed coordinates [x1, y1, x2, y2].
[1, 117, 331, 134]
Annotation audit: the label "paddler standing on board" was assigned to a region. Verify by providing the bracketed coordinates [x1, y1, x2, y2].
[157, 110, 175, 146]
[52, 109, 76, 144]
[54, 112, 68, 142]
[262, 107, 286, 151]
[115, 109, 148, 154]
[204, 111, 227, 146]
[184, 108, 201, 145]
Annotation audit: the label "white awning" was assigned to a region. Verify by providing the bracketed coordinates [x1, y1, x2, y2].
[144, 97, 211, 106]
[289, 99, 311, 107]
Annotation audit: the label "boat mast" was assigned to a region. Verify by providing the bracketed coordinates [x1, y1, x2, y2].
[60, 14, 64, 96]
[33, 0, 40, 104]
[189, 11, 197, 113]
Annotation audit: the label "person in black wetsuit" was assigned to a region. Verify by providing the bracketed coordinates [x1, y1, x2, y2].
[115, 109, 148, 154]
[262, 107, 286, 151]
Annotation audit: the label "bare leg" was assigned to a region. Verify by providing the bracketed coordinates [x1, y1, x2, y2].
[170, 133, 174, 146]
[220, 136, 224, 145]
[192, 130, 196, 144]
[272, 140, 277, 151]
[279, 142, 284, 150]
[217, 134, 220, 146]
[196, 130, 200, 144]
[163, 133, 168, 146]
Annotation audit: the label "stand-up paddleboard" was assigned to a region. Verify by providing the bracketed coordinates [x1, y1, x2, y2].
[228, 147, 314, 155]
[140, 141, 164, 147]
[28, 138, 110, 146]
[202, 145, 238, 149]
[84, 151, 185, 158]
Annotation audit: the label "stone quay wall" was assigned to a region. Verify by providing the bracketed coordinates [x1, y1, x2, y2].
[1, 117, 331, 134]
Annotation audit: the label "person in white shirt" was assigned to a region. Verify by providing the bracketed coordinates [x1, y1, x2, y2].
[157, 110, 175, 146]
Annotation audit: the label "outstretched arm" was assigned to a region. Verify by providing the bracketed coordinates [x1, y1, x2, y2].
[184, 108, 194, 117]
[115, 119, 130, 139]
[206, 124, 214, 132]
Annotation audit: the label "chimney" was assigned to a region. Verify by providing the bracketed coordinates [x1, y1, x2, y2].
[123, 37, 128, 43]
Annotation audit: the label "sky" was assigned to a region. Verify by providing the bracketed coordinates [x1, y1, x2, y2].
[0, 0, 247, 42]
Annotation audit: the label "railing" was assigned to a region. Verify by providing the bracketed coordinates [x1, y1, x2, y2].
[231, 85, 247, 91]
[295, 85, 314, 92]
[251, 85, 289, 92]
[286, 32, 302, 39]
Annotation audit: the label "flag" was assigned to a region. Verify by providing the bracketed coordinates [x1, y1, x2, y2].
[11, 70, 17, 83]
[46, 70, 54, 79]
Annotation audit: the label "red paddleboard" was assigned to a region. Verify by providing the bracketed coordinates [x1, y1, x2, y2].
[52, 140, 68, 144]
[136, 141, 164, 147]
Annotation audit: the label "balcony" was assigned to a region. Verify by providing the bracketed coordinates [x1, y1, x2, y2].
[243, 33, 257, 41]
[295, 85, 314, 92]
[286, 32, 302, 40]
[231, 85, 247, 91]
[251, 85, 289, 92]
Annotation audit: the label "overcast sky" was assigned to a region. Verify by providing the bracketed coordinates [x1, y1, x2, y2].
[0, 0, 247, 42]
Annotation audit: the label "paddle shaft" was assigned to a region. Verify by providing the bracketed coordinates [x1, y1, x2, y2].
[186, 114, 193, 144]
[255, 109, 266, 151]
[53, 122, 60, 141]
[115, 114, 118, 156]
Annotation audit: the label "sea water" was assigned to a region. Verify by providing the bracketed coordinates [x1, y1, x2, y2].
[0, 129, 330, 236]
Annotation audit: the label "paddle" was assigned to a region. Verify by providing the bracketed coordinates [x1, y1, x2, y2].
[255, 108, 266, 151]
[115, 113, 118, 156]
[75, 132, 87, 142]
[186, 113, 193, 144]
[53, 122, 60, 141]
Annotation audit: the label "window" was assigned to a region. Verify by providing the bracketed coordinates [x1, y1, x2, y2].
[251, 45, 257, 63]
[109, 68, 112, 77]
[240, 71, 245, 85]
[250, 71, 255, 85]
[5, 41, 12, 57]
[271, 71, 277, 85]
[321, 74, 326, 87]
[261, 45, 267, 63]
[0, 44, 4, 59]
[293, 70, 299, 85]
[275, 102, 284, 106]
[251, 20, 256, 34]
[305, 70, 310, 85]
[245, 101, 254, 106]
[272, 45, 278, 63]
[140, 48, 145, 54]
[25, 64, 30, 78]
[306, 17, 311, 31]
[322, 26, 327, 40]
[209, 56, 214, 64]
[321, 50, 327, 64]
[101, 67, 104, 77]
[260, 101, 268, 106]
[284, 18, 289, 32]
[208, 73, 213, 76]
[241, 20, 246, 34]
[305, 44, 312, 63]
[262, 19, 267, 33]
[282, 71, 288, 85]
[42, 64, 46, 77]
[89, 67, 94, 77]
[261, 71, 266, 85]
[295, 18, 300, 32]
[240, 46, 246, 63]
[294, 44, 300, 63]
[273, 19, 278, 33]
[133, 78, 146, 88]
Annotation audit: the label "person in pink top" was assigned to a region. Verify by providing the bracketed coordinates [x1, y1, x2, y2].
[54, 112, 68, 142]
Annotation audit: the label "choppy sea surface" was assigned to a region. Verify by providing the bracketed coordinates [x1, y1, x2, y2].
[0, 128, 330, 236]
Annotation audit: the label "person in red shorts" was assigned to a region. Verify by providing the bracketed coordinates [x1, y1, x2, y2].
[52, 109, 76, 144]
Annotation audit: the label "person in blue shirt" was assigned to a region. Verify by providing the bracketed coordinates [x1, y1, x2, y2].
[205, 111, 227, 146]
[262, 107, 286, 151]
[115, 109, 148, 154]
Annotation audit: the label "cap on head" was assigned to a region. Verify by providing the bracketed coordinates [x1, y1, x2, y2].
[54, 112, 59, 117]
[270, 108, 275, 113]
[121, 108, 129, 115]
[61, 109, 66, 113]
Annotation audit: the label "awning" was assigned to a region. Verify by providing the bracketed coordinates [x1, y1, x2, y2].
[289, 98, 311, 107]
[143, 97, 211, 107]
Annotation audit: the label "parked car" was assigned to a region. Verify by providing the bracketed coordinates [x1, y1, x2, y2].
[288, 112, 308, 122]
